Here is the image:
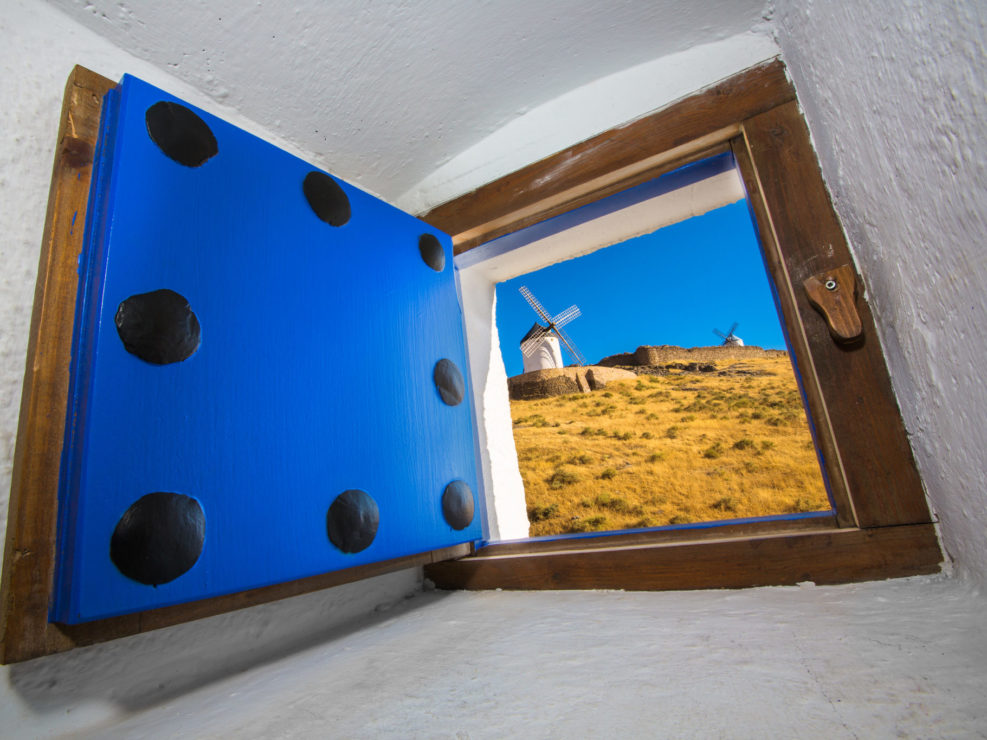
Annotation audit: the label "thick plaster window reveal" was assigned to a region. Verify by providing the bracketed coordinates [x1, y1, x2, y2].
[0, 60, 940, 663]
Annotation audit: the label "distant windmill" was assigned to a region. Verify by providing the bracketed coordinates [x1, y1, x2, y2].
[713, 322, 744, 347]
[518, 285, 586, 371]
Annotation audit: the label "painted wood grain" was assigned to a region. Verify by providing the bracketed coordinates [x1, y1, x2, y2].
[738, 102, 932, 529]
[422, 59, 795, 252]
[0, 66, 116, 665]
[425, 524, 941, 591]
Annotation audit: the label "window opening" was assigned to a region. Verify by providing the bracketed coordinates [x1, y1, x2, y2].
[457, 153, 833, 541]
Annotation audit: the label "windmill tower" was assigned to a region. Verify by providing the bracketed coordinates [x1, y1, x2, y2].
[518, 285, 586, 372]
[713, 322, 744, 347]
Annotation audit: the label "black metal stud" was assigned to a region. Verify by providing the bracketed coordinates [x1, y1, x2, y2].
[433, 358, 465, 406]
[326, 489, 379, 554]
[419, 233, 445, 272]
[115, 288, 201, 365]
[145, 101, 218, 167]
[303, 171, 351, 227]
[110, 492, 205, 586]
[442, 480, 475, 530]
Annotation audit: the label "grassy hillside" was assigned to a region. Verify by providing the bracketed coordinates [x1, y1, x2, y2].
[510, 352, 831, 536]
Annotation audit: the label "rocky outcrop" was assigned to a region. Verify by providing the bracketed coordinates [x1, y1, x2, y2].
[507, 366, 637, 401]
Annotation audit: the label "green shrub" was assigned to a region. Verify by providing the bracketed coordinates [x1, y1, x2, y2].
[568, 453, 593, 465]
[665, 426, 680, 439]
[641, 431, 653, 439]
[527, 504, 559, 522]
[599, 467, 617, 480]
[547, 467, 580, 489]
[711, 496, 738, 512]
[702, 443, 724, 459]
[594, 493, 631, 513]
[732, 438, 755, 450]
[646, 452, 665, 463]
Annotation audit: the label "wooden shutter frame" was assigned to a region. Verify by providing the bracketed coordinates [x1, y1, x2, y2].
[0, 67, 470, 664]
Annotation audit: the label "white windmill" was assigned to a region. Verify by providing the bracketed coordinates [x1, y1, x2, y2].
[518, 285, 586, 373]
[713, 322, 744, 346]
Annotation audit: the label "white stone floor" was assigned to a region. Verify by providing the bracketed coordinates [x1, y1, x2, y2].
[63, 574, 987, 739]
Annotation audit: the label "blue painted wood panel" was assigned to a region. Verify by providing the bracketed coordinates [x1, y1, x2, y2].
[53, 76, 482, 624]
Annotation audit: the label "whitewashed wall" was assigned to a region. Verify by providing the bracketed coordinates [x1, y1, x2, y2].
[771, 0, 987, 590]
[4, 0, 982, 734]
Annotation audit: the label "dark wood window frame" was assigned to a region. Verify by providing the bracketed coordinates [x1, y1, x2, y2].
[0, 60, 940, 663]
[420, 58, 941, 590]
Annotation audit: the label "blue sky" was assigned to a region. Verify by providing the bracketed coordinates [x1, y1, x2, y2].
[494, 199, 788, 377]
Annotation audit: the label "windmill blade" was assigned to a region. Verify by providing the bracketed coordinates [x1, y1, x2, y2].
[520, 325, 551, 356]
[519, 285, 553, 325]
[713, 328, 728, 340]
[728, 322, 739, 337]
[552, 305, 581, 327]
[553, 325, 586, 367]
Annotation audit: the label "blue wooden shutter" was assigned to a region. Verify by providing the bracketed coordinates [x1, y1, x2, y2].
[53, 75, 482, 623]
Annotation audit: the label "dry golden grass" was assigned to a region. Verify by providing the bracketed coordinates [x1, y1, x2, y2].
[510, 353, 830, 536]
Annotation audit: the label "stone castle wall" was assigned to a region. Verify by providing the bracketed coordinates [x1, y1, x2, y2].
[597, 345, 787, 366]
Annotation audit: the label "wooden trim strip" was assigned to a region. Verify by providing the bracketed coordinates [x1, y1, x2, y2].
[422, 58, 795, 251]
[477, 513, 837, 557]
[731, 136, 857, 528]
[0, 66, 115, 665]
[738, 103, 931, 529]
[425, 524, 941, 592]
[54, 544, 472, 657]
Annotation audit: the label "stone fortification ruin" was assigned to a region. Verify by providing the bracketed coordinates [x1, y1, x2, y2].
[507, 345, 787, 400]
[597, 344, 786, 366]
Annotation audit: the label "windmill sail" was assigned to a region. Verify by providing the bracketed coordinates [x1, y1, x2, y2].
[518, 285, 586, 367]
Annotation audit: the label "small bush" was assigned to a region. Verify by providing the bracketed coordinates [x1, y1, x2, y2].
[567, 515, 609, 533]
[761, 440, 775, 450]
[602, 391, 613, 398]
[568, 454, 593, 465]
[665, 426, 680, 439]
[789, 497, 819, 513]
[646, 452, 665, 463]
[599, 467, 617, 480]
[711, 496, 738, 512]
[594, 493, 631, 513]
[613, 431, 634, 441]
[681, 414, 696, 422]
[732, 438, 755, 450]
[641, 431, 653, 439]
[547, 467, 580, 489]
[527, 503, 559, 522]
[702, 442, 724, 459]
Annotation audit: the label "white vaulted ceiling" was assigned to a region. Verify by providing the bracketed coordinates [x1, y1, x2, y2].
[46, 0, 769, 202]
